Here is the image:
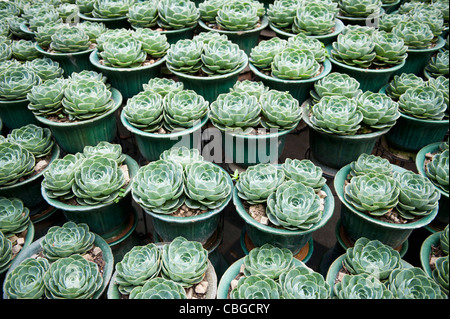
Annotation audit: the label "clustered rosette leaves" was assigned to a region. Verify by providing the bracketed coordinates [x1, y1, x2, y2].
[385, 73, 426, 101]
[40, 222, 95, 262]
[230, 274, 284, 299]
[91, 0, 135, 19]
[343, 237, 401, 281]
[129, 277, 187, 299]
[157, 0, 199, 30]
[42, 142, 128, 206]
[215, 0, 261, 31]
[279, 265, 331, 299]
[0, 141, 35, 187]
[281, 158, 326, 191]
[425, 50, 449, 79]
[159, 146, 204, 168]
[338, 0, 382, 18]
[349, 153, 393, 178]
[334, 273, 393, 299]
[425, 148, 449, 193]
[10, 39, 42, 61]
[127, 0, 159, 28]
[6, 124, 54, 158]
[310, 72, 362, 103]
[432, 255, 449, 295]
[230, 79, 269, 98]
[0, 64, 41, 101]
[0, 231, 12, 273]
[0, 197, 30, 237]
[49, 25, 91, 54]
[397, 85, 447, 121]
[24, 58, 64, 82]
[441, 225, 449, 255]
[132, 157, 231, 214]
[292, 1, 338, 36]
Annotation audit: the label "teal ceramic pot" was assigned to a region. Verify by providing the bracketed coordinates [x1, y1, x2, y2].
[326, 45, 406, 93]
[107, 247, 218, 299]
[89, 49, 166, 100]
[233, 180, 335, 255]
[167, 55, 248, 103]
[132, 24, 197, 45]
[0, 144, 60, 220]
[382, 0, 401, 14]
[336, 8, 385, 26]
[249, 59, 332, 105]
[419, 231, 442, 277]
[78, 12, 130, 29]
[269, 19, 345, 46]
[18, 23, 35, 40]
[221, 123, 299, 167]
[216, 255, 306, 299]
[198, 16, 269, 56]
[0, 221, 35, 275]
[120, 112, 208, 162]
[302, 103, 390, 169]
[325, 253, 412, 298]
[35, 44, 95, 77]
[2, 233, 114, 299]
[41, 155, 139, 245]
[393, 36, 446, 76]
[334, 163, 439, 249]
[0, 98, 40, 130]
[34, 88, 122, 154]
[416, 143, 449, 231]
[142, 165, 233, 244]
[383, 113, 449, 153]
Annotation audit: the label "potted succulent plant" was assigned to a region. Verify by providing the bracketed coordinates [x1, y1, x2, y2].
[120, 80, 208, 162]
[328, 25, 407, 92]
[217, 243, 331, 299]
[325, 237, 446, 299]
[41, 142, 139, 245]
[424, 49, 449, 79]
[35, 24, 98, 77]
[208, 84, 302, 167]
[233, 159, 334, 256]
[391, 6, 446, 76]
[78, 0, 133, 29]
[334, 153, 440, 251]
[129, 0, 200, 45]
[0, 124, 60, 222]
[165, 33, 248, 103]
[336, 0, 385, 26]
[420, 225, 449, 296]
[0, 197, 35, 276]
[416, 141, 449, 231]
[131, 154, 233, 244]
[107, 237, 218, 299]
[268, 0, 344, 46]
[382, 75, 449, 152]
[89, 28, 169, 100]
[303, 72, 400, 170]
[249, 33, 332, 105]
[10, 39, 42, 62]
[2, 221, 114, 299]
[198, 0, 268, 55]
[0, 64, 41, 129]
[29, 70, 123, 154]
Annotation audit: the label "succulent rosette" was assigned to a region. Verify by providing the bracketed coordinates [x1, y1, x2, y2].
[281, 158, 326, 191]
[334, 273, 393, 299]
[0, 231, 12, 272]
[0, 197, 30, 237]
[425, 149, 449, 193]
[259, 89, 302, 130]
[0, 142, 35, 187]
[123, 90, 164, 133]
[348, 153, 393, 178]
[159, 147, 204, 168]
[397, 86, 447, 121]
[356, 91, 400, 130]
[279, 265, 331, 299]
[129, 277, 187, 299]
[230, 274, 283, 299]
[6, 124, 54, 158]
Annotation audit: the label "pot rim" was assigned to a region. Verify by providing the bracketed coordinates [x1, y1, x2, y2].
[216, 120, 300, 139]
[233, 176, 335, 236]
[336, 8, 386, 21]
[406, 36, 445, 53]
[41, 155, 139, 212]
[334, 163, 440, 230]
[78, 12, 128, 22]
[0, 97, 29, 104]
[35, 43, 95, 57]
[415, 142, 449, 198]
[419, 231, 441, 276]
[198, 15, 269, 35]
[34, 87, 123, 128]
[131, 23, 198, 34]
[89, 48, 167, 73]
[269, 18, 345, 40]
[0, 143, 60, 191]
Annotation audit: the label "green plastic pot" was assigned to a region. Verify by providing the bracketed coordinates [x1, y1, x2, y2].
[167, 55, 248, 103]
[198, 16, 269, 56]
[325, 253, 412, 298]
[383, 112, 449, 153]
[269, 19, 345, 46]
[382, 0, 401, 14]
[336, 8, 385, 26]
[334, 163, 439, 249]
[326, 45, 406, 93]
[78, 12, 130, 29]
[132, 24, 197, 45]
[419, 231, 441, 277]
[2, 232, 114, 299]
[141, 165, 233, 244]
[393, 36, 446, 76]
[34, 88, 122, 154]
[35, 44, 96, 77]
[216, 255, 306, 299]
[89, 49, 166, 100]
[302, 103, 391, 169]
[220, 123, 299, 167]
[120, 112, 208, 162]
[249, 59, 332, 105]
[416, 142, 449, 231]
[0, 221, 35, 275]
[0, 144, 60, 220]
[41, 155, 139, 245]
[233, 179, 335, 255]
[0, 98, 40, 130]
[107, 244, 218, 299]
